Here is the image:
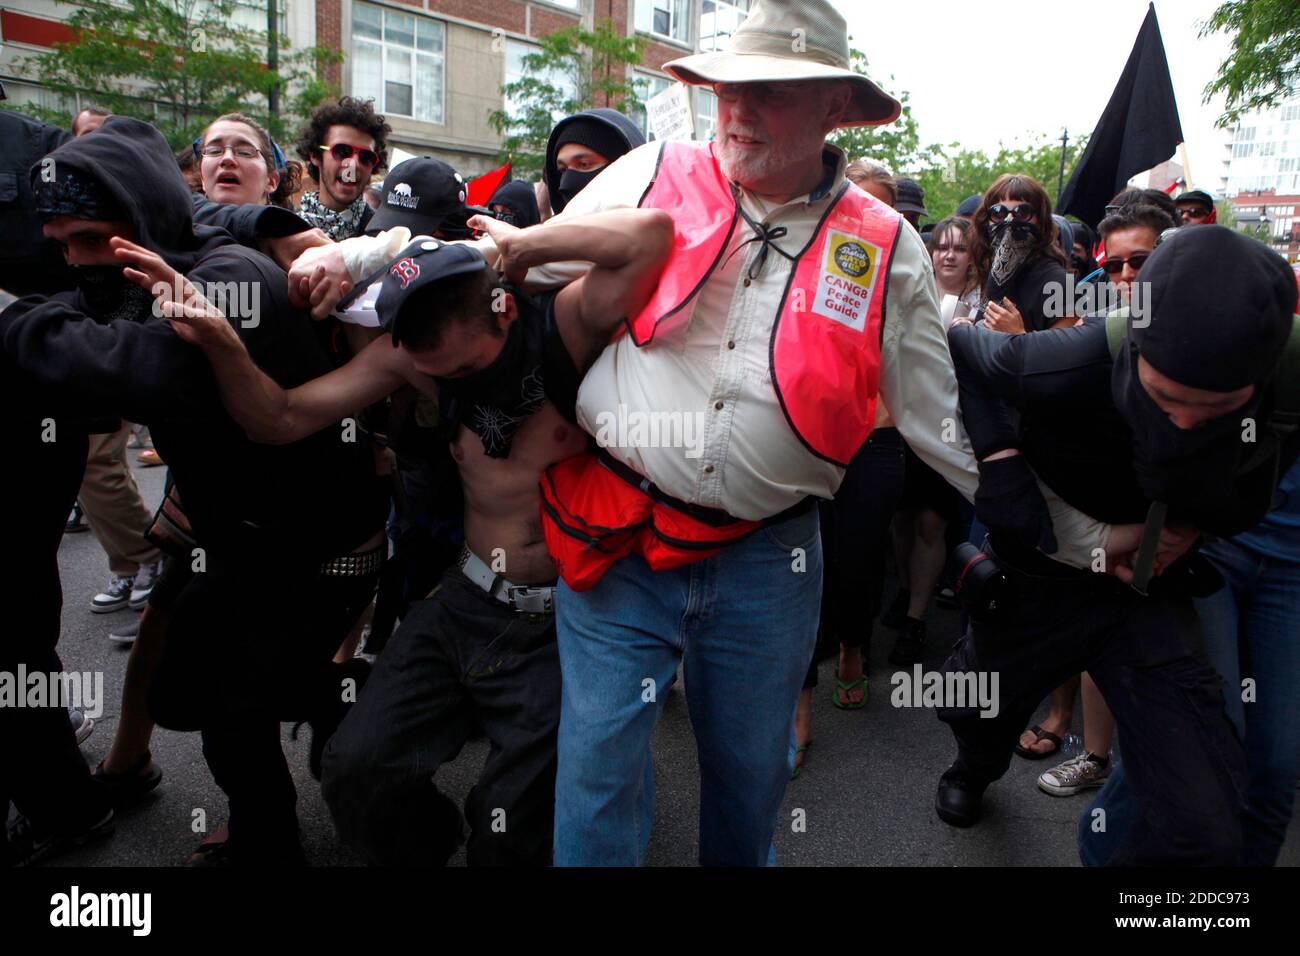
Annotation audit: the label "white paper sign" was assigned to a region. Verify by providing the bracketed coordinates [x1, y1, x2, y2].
[646, 83, 694, 142]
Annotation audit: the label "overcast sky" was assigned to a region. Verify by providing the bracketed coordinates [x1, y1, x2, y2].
[835, 0, 1234, 190]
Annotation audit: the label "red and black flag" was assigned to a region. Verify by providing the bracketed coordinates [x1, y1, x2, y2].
[1058, 3, 1184, 228]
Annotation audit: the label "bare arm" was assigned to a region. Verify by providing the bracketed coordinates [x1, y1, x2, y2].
[470, 208, 674, 372]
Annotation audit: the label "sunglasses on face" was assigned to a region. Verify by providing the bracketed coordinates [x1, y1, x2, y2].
[987, 202, 1035, 225]
[1101, 252, 1151, 274]
[1179, 206, 1210, 221]
[320, 143, 379, 168]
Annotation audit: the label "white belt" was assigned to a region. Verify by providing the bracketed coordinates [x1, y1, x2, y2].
[457, 546, 556, 615]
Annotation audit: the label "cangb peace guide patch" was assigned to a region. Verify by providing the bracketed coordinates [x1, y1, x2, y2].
[813, 230, 881, 332]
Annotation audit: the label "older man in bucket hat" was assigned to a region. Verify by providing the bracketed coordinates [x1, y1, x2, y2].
[305, 0, 1117, 866]
[517, 0, 1121, 866]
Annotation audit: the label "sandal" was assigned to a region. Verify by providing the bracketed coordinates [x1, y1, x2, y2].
[831, 669, 868, 710]
[791, 741, 812, 780]
[92, 750, 163, 808]
[1014, 724, 1064, 760]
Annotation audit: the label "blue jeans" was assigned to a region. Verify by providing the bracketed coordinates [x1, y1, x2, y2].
[553, 506, 823, 866]
[1081, 539, 1300, 866]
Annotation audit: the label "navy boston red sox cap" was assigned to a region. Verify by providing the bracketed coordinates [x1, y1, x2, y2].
[374, 238, 488, 347]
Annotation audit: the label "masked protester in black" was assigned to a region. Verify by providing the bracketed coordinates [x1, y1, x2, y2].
[542, 108, 645, 216]
[934, 224, 1299, 865]
[0, 117, 389, 866]
[488, 181, 542, 229]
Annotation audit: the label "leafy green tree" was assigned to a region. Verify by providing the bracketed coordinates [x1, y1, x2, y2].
[490, 20, 647, 179]
[913, 134, 1089, 222]
[1201, 0, 1300, 127]
[828, 49, 934, 176]
[12, 0, 340, 149]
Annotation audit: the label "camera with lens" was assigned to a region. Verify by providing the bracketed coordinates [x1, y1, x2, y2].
[946, 542, 1010, 621]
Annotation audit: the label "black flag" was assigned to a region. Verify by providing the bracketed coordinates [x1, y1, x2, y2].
[1059, 3, 1183, 227]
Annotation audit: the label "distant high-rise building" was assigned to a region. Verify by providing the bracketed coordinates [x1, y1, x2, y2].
[1220, 91, 1300, 260]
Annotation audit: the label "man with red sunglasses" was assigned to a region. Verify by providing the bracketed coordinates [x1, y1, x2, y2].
[294, 97, 391, 241]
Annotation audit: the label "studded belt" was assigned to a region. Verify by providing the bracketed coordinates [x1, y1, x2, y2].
[321, 546, 385, 578]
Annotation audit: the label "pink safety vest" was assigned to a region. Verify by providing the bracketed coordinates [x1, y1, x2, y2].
[628, 140, 903, 466]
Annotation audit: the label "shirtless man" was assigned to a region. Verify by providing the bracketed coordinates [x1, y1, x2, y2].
[123, 207, 672, 866]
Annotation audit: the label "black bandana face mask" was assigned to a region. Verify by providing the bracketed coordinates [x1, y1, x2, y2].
[72, 264, 154, 323]
[987, 220, 1039, 291]
[557, 166, 605, 206]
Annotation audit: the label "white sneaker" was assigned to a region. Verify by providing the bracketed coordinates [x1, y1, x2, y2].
[128, 562, 158, 609]
[91, 575, 135, 613]
[1038, 753, 1111, 796]
[68, 707, 94, 745]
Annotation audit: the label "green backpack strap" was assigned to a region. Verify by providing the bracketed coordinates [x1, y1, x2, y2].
[1104, 309, 1128, 360]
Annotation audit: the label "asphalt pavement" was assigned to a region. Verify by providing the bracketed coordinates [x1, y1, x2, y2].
[42, 453, 1299, 867]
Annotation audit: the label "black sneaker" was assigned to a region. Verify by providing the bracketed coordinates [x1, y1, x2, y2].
[881, 588, 910, 630]
[65, 504, 89, 533]
[6, 808, 114, 867]
[888, 618, 926, 666]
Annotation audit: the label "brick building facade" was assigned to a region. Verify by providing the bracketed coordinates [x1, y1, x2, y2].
[1, 0, 742, 178]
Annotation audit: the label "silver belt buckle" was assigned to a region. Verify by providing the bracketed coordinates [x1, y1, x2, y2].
[508, 587, 554, 615]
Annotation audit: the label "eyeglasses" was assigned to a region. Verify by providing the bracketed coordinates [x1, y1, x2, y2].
[198, 143, 264, 161]
[1101, 252, 1151, 274]
[1178, 206, 1210, 221]
[987, 202, 1036, 225]
[321, 143, 379, 168]
[713, 81, 810, 107]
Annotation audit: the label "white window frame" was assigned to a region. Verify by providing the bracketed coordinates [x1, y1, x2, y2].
[350, 2, 446, 125]
[699, 0, 750, 53]
[636, 0, 691, 45]
[695, 86, 717, 141]
[502, 38, 580, 131]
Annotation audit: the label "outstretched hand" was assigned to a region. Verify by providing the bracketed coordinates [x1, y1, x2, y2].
[111, 237, 232, 350]
[467, 214, 528, 286]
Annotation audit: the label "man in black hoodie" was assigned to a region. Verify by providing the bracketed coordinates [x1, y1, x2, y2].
[934, 225, 1299, 864]
[0, 116, 388, 865]
[541, 108, 645, 218]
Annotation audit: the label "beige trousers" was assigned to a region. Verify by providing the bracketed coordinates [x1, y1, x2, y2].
[79, 424, 161, 577]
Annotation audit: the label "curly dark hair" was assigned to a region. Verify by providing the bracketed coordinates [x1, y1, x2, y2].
[295, 96, 390, 183]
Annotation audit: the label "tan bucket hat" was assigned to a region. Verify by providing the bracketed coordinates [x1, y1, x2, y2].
[664, 0, 901, 128]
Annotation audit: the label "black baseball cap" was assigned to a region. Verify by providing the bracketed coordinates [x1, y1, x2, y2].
[374, 238, 488, 347]
[366, 157, 489, 236]
[895, 177, 928, 217]
[1174, 188, 1215, 211]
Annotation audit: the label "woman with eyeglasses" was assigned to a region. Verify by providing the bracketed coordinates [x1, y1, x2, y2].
[968, 173, 1073, 335]
[195, 113, 302, 210]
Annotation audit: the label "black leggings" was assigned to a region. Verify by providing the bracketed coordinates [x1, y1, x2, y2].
[804, 427, 906, 690]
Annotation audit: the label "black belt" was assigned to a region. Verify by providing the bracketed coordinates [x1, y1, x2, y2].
[320, 545, 385, 579]
[595, 448, 815, 528]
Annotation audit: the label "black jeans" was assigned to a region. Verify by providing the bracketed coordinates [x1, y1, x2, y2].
[321, 567, 561, 866]
[938, 552, 1247, 866]
[1, 428, 111, 837]
[148, 547, 377, 863]
[804, 427, 905, 689]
